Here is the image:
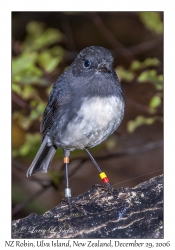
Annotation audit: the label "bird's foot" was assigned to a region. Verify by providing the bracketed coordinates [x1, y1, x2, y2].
[92, 182, 114, 193]
[104, 181, 114, 193]
[61, 197, 73, 216]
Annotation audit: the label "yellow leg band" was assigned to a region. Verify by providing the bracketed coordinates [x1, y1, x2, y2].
[99, 172, 107, 179]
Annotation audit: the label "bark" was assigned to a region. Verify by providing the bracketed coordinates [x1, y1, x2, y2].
[12, 175, 163, 238]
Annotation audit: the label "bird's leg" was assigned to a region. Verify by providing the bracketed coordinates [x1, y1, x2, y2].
[84, 148, 114, 192]
[63, 149, 72, 214]
[62, 149, 88, 216]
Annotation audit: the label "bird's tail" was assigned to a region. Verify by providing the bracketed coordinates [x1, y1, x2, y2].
[26, 136, 56, 177]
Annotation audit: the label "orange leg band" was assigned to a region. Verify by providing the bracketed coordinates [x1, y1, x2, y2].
[64, 157, 69, 163]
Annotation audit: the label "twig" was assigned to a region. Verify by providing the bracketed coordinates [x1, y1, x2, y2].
[12, 185, 51, 216]
[71, 141, 163, 162]
[12, 92, 30, 109]
[127, 97, 150, 113]
[61, 12, 76, 51]
[87, 12, 135, 62]
[64, 37, 163, 63]
[112, 37, 162, 58]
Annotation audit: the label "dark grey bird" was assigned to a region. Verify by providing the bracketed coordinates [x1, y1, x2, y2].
[26, 46, 125, 201]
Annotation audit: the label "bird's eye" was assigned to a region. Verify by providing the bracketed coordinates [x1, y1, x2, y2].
[84, 60, 90, 68]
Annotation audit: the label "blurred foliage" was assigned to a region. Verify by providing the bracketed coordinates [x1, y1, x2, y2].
[12, 21, 65, 86]
[12, 185, 47, 214]
[116, 12, 163, 133]
[138, 70, 163, 90]
[139, 12, 163, 35]
[117, 56, 163, 132]
[127, 116, 163, 134]
[12, 133, 41, 157]
[48, 170, 64, 187]
[12, 13, 163, 157]
[12, 21, 66, 157]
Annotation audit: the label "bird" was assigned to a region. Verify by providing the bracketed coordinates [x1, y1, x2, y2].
[26, 46, 125, 204]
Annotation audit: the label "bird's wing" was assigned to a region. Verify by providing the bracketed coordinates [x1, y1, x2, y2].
[40, 74, 70, 138]
[40, 97, 60, 138]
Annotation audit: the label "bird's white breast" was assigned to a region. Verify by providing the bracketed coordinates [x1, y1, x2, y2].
[62, 96, 124, 149]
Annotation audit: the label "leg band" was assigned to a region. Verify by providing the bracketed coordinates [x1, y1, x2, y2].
[64, 157, 69, 163]
[65, 188, 71, 198]
[99, 172, 109, 184]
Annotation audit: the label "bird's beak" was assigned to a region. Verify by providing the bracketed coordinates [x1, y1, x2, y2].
[97, 62, 111, 73]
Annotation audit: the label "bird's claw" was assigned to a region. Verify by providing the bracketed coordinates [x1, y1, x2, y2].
[104, 182, 114, 193]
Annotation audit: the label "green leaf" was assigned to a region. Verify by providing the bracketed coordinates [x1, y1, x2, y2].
[149, 96, 161, 108]
[37, 51, 60, 73]
[143, 58, 160, 67]
[13, 75, 22, 82]
[48, 45, 66, 57]
[13, 111, 32, 130]
[12, 52, 38, 76]
[127, 115, 163, 133]
[29, 102, 46, 121]
[116, 66, 135, 82]
[105, 135, 117, 150]
[22, 85, 39, 100]
[139, 12, 163, 35]
[30, 100, 37, 107]
[46, 85, 53, 96]
[12, 83, 22, 96]
[24, 21, 64, 51]
[137, 70, 163, 90]
[130, 58, 160, 71]
[130, 60, 142, 71]
[12, 133, 42, 157]
[26, 21, 44, 38]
